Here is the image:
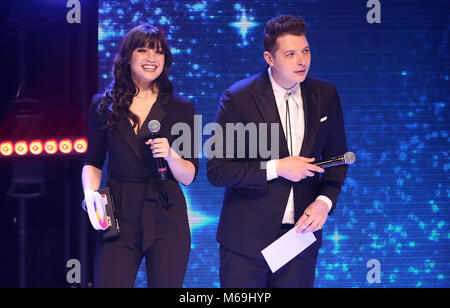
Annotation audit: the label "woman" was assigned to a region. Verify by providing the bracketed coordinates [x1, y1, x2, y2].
[81, 24, 198, 288]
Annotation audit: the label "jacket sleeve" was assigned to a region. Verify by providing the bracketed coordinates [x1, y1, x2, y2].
[206, 89, 268, 190]
[84, 94, 108, 170]
[319, 86, 349, 213]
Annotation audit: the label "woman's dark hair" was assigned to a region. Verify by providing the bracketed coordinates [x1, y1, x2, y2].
[98, 24, 173, 129]
[264, 15, 307, 54]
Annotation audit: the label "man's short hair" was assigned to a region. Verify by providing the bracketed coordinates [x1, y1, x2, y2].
[264, 15, 307, 54]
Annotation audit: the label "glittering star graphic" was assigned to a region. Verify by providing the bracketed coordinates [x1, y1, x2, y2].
[182, 189, 217, 230]
[230, 10, 258, 46]
[187, 207, 217, 230]
[326, 227, 349, 255]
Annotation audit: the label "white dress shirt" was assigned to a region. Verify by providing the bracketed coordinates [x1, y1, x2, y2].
[266, 67, 332, 224]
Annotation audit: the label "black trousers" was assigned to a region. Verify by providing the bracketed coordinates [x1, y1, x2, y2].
[94, 177, 191, 288]
[219, 225, 319, 288]
[94, 219, 190, 288]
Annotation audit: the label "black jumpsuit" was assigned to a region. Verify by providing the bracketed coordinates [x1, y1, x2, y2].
[85, 91, 199, 288]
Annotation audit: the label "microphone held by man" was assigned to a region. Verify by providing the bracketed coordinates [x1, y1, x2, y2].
[314, 152, 356, 168]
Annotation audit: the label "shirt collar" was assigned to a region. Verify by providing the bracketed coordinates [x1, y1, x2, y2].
[268, 67, 301, 106]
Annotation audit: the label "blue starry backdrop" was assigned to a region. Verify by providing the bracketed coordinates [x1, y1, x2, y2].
[98, 0, 449, 287]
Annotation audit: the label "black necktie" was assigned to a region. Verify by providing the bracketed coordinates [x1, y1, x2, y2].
[284, 92, 293, 156]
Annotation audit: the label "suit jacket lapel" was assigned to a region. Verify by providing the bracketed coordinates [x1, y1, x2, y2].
[114, 92, 171, 164]
[145, 91, 169, 130]
[299, 77, 321, 157]
[251, 70, 290, 159]
[115, 112, 145, 163]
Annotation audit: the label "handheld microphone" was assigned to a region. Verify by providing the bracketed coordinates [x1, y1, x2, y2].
[148, 119, 168, 181]
[315, 152, 356, 168]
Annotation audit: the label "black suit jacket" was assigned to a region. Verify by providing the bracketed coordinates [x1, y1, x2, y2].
[207, 70, 348, 259]
[85, 91, 198, 252]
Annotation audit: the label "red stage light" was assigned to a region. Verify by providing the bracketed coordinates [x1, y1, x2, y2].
[0, 141, 14, 156]
[44, 139, 58, 155]
[0, 137, 86, 157]
[59, 139, 73, 154]
[14, 140, 29, 156]
[74, 138, 88, 153]
[29, 140, 44, 155]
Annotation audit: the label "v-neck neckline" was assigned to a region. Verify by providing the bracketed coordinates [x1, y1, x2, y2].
[130, 93, 160, 136]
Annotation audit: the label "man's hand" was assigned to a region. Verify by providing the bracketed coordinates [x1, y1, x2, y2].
[276, 156, 324, 182]
[295, 199, 329, 233]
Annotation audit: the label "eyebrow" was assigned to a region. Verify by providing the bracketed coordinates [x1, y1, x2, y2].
[136, 45, 163, 51]
[283, 46, 310, 53]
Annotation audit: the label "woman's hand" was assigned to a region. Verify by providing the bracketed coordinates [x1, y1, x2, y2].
[145, 138, 174, 162]
[145, 137, 195, 185]
[83, 190, 108, 230]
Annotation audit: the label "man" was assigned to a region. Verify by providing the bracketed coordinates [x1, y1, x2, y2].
[207, 15, 349, 287]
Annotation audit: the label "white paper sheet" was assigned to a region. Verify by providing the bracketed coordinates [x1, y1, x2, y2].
[261, 227, 316, 273]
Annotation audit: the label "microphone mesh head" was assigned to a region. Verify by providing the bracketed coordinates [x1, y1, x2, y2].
[148, 120, 161, 133]
[344, 152, 356, 164]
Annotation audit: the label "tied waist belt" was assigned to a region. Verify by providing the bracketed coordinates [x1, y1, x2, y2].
[109, 173, 175, 208]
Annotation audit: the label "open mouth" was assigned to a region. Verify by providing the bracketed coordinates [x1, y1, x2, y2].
[142, 64, 158, 72]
